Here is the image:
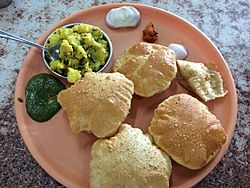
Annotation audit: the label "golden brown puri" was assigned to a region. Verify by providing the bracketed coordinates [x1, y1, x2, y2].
[176, 60, 228, 102]
[149, 94, 227, 170]
[90, 124, 172, 188]
[57, 72, 134, 138]
[113, 42, 177, 97]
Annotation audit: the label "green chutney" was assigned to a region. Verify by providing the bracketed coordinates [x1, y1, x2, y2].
[25, 73, 65, 122]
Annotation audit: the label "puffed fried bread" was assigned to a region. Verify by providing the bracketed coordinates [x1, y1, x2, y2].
[90, 124, 172, 188]
[177, 60, 228, 101]
[149, 94, 227, 170]
[113, 42, 177, 97]
[57, 72, 134, 138]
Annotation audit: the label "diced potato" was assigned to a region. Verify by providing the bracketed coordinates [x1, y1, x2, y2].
[45, 33, 62, 47]
[67, 35, 81, 48]
[67, 68, 82, 83]
[75, 46, 87, 60]
[58, 28, 73, 39]
[59, 40, 73, 59]
[50, 60, 65, 71]
[68, 58, 80, 69]
[72, 24, 91, 33]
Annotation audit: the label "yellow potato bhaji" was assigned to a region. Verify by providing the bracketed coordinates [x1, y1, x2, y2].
[46, 24, 109, 83]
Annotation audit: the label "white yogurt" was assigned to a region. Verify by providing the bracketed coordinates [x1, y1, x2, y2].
[168, 43, 189, 60]
[105, 6, 140, 29]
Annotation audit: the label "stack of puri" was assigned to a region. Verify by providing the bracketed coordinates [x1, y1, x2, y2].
[57, 41, 227, 187]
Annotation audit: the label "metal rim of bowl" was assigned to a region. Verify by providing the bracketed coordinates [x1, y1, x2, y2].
[42, 23, 113, 80]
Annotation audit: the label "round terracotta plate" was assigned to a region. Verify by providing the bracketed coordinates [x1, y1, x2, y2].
[14, 3, 237, 188]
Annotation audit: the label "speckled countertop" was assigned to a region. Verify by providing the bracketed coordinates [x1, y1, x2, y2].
[0, 0, 249, 187]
